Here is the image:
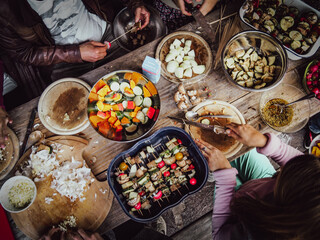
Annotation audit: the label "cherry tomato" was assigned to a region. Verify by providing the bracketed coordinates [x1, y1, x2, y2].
[119, 162, 128, 171]
[134, 202, 141, 210]
[171, 163, 177, 169]
[188, 164, 195, 170]
[119, 173, 125, 176]
[177, 139, 182, 144]
[175, 152, 183, 161]
[163, 171, 170, 177]
[157, 161, 165, 168]
[138, 191, 145, 196]
[189, 178, 197, 185]
[154, 190, 162, 200]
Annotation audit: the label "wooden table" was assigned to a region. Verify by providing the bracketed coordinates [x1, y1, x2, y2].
[6, 2, 320, 238]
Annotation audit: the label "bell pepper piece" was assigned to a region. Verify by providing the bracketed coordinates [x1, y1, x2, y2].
[108, 116, 117, 125]
[114, 119, 121, 127]
[111, 111, 116, 118]
[97, 111, 107, 119]
[112, 104, 119, 111]
[134, 106, 142, 112]
[121, 117, 130, 125]
[153, 190, 162, 200]
[145, 81, 157, 95]
[103, 104, 113, 112]
[124, 87, 134, 94]
[96, 101, 104, 111]
[112, 93, 122, 101]
[116, 125, 123, 132]
[117, 103, 124, 111]
[130, 112, 137, 118]
[147, 107, 155, 119]
[127, 101, 136, 110]
[132, 117, 140, 123]
[130, 80, 136, 90]
[88, 92, 99, 102]
[94, 79, 107, 92]
[124, 72, 132, 80]
[143, 86, 151, 98]
[97, 85, 111, 97]
[312, 146, 317, 155]
[132, 72, 143, 84]
[154, 109, 160, 120]
[98, 120, 111, 136]
[89, 115, 103, 128]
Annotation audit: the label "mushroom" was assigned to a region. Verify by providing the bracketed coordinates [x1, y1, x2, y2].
[177, 101, 188, 110]
[174, 91, 183, 103]
[178, 84, 186, 94]
[163, 156, 176, 165]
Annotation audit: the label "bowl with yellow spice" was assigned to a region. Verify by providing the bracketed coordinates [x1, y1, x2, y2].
[259, 83, 310, 133]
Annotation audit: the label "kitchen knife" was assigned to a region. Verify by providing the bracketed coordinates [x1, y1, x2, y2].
[185, 3, 216, 42]
[20, 107, 37, 158]
[167, 116, 227, 134]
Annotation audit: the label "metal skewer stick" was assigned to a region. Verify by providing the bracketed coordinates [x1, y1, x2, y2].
[109, 26, 137, 44]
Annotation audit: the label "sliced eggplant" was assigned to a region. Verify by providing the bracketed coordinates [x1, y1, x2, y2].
[125, 123, 138, 133]
[280, 16, 294, 32]
[289, 30, 302, 41]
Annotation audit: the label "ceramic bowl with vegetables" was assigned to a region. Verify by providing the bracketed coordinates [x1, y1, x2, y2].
[222, 30, 287, 92]
[240, 0, 320, 60]
[87, 71, 160, 142]
[302, 59, 320, 99]
[155, 31, 212, 84]
[108, 126, 208, 222]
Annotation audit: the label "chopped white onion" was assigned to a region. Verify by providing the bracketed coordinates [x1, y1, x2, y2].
[165, 53, 175, 62]
[185, 40, 192, 47]
[167, 61, 179, 73]
[176, 55, 183, 63]
[190, 60, 198, 67]
[184, 68, 193, 78]
[193, 65, 206, 74]
[175, 67, 184, 79]
[188, 50, 195, 57]
[173, 39, 182, 47]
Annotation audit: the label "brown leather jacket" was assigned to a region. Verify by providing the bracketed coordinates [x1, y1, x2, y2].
[0, 0, 143, 101]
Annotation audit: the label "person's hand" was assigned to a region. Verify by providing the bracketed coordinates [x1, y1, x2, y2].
[0, 108, 11, 149]
[79, 41, 108, 62]
[77, 229, 103, 240]
[199, 0, 219, 16]
[226, 123, 268, 148]
[174, 0, 193, 16]
[196, 138, 231, 172]
[134, 6, 150, 29]
[38, 227, 60, 240]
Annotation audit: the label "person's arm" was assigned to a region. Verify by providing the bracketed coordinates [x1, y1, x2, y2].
[0, 24, 108, 66]
[196, 139, 237, 239]
[122, 0, 150, 29]
[226, 124, 303, 167]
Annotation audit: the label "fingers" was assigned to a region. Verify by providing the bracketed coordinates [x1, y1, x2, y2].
[135, 7, 141, 23]
[90, 41, 107, 47]
[140, 11, 150, 29]
[196, 138, 212, 150]
[179, 1, 192, 16]
[226, 129, 241, 141]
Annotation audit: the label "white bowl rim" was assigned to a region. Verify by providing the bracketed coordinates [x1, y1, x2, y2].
[0, 176, 37, 213]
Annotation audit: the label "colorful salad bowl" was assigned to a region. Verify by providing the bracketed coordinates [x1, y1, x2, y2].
[87, 70, 160, 142]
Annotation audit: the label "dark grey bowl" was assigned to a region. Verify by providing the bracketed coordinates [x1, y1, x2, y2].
[113, 6, 167, 52]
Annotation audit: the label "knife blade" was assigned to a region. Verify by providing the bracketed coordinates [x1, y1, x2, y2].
[168, 116, 227, 134]
[20, 107, 37, 158]
[185, 3, 216, 42]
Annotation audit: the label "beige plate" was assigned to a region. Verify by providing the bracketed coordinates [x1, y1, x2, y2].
[155, 31, 212, 84]
[185, 100, 245, 158]
[38, 78, 91, 135]
[0, 127, 20, 180]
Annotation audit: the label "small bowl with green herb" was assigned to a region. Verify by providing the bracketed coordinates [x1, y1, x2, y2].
[0, 176, 37, 213]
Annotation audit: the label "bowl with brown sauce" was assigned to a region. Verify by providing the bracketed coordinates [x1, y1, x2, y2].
[259, 83, 310, 133]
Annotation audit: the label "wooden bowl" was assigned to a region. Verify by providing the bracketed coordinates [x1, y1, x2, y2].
[155, 31, 212, 84]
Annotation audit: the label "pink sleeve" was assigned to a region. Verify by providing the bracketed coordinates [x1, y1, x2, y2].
[0, 61, 4, 109]
[212, 168, 238, 239]
[256, 133, 303, 166]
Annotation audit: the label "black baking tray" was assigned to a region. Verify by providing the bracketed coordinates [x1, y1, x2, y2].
[107, 126, 209, 222]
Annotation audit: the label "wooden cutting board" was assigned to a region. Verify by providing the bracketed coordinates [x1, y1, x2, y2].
[11, 136, 113, 239]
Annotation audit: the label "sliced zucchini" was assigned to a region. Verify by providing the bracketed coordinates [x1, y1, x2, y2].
[110, 81, 120, 92]
[123, 187, 135, 195]
[142, 107, 149, 115]
[268, 56, 276, 66]
[280, 16, 294, 32]
[121, 181, 133, 189]
[125, 123, 138, 133]
[134, 96, 143, 107]
[141, 116, 148, 124]
[123, 111, 132, 119]
[116, 111, 124, 119]
[143, 97, 152, 107]
[122, 100, 128, 109]
[136, 111, 145, 122]
[291, 40, 301, 50]
[289, 30, 302, 41]
[120, 82, 130, 93]
[124, 92, 135, 98]
[201, 119, 210, 125]
[133, 86, 143, 95]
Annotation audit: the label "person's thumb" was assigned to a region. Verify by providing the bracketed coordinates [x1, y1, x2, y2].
[90, 41, 106, 47]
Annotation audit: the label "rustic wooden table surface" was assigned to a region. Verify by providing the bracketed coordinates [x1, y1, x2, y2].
[5, 1, 320, 239]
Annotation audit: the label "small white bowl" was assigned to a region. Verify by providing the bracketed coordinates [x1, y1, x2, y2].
[0, 176, 37, 213]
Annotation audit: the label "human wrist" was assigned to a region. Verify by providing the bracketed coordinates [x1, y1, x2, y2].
[256, 134, 268, 148]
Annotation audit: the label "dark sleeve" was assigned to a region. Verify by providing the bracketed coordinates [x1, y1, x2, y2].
[0, 24, 83, 66]
[0, 61, 4, 109]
